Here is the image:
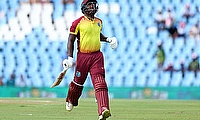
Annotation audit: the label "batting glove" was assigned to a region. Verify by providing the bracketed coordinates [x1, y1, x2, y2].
[62, 57, 74, 69]
[106, 37, 118, 49]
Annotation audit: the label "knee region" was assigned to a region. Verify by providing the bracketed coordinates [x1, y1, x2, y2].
[93, 74, 108, 92]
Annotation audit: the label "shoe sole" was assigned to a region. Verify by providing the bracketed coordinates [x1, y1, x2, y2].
[100, 110, 111, 120]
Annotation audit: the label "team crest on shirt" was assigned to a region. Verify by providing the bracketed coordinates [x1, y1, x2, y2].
[76, 71, 81, 77]
[98, 22, 100, 27]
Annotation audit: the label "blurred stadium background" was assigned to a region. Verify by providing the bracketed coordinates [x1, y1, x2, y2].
[0, 0, 199, 99]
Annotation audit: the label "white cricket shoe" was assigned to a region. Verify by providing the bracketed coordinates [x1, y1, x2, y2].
[66, 102, 73, 111]
[98, 109, 111, 120]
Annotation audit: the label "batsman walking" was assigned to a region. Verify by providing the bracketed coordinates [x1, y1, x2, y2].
[62, 0, 118, 119]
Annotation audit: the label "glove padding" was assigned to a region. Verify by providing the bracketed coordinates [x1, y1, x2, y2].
[62, 57, 73, 69]
[106, 37, 118, 49]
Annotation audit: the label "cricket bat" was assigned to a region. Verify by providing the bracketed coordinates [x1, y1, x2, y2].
[50, 68, 68, 88]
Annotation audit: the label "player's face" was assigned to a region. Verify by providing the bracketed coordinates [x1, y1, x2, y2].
[85, 2, 98, 15]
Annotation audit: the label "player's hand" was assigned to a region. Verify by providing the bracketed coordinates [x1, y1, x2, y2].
[106, 37, 118, 49]
[62, 57, 73, 69]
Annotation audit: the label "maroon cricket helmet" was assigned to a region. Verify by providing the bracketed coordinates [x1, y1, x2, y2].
[81, 0, 98, 15]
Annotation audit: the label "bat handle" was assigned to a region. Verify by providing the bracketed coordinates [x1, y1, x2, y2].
[62, 68, 68, 73]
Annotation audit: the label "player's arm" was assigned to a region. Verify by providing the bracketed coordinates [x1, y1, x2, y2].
[67, 33, 76, 57]
[62, 33, 76, 70]
[100, 33, 108, 42]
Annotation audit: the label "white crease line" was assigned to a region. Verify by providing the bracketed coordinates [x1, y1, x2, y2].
[20, 113, 33, 116]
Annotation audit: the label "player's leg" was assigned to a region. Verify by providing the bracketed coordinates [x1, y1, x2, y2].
[90, 51, 111, 119]
[66, 81, 84, 111]
[66, 52, 90, 111]
[91, 74, 111, 120]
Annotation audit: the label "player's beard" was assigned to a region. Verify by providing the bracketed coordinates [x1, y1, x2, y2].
[84, 11, 96, 20]
[86, 9, 96, 16]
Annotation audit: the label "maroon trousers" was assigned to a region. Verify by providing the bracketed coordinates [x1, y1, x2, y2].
[66, 51, 110, 115]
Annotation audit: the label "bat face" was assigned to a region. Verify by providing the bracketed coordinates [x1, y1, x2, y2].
[58, 72, 65, 79]
[50, 69, 68, 88]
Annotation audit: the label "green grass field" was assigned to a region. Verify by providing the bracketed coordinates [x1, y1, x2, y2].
[0, 98, 199, 120]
